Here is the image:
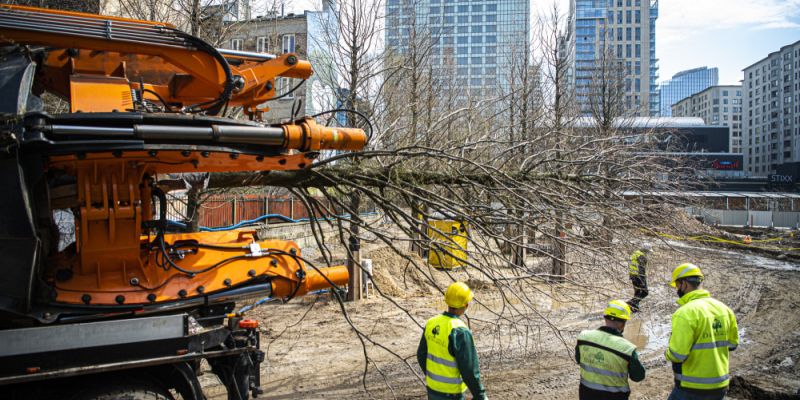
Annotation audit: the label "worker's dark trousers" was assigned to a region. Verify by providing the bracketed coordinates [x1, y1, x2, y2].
[628, 275, 648, 312]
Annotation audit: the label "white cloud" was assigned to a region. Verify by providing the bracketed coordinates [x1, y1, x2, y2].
[659, 0, 800, 44]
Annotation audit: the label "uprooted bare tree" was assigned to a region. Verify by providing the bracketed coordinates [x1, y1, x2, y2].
[191, 2, 700, 395]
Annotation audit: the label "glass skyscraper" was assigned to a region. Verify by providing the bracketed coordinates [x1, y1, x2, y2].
[384, 0, 529, 94]
[570, 0, 659, 116]
[659, 67, 718, 117]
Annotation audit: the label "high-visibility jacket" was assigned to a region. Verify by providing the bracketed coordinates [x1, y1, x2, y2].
[424, 314, 468, 394]
[665, 289, 739, 390]
[577, 329, 637, 393]
[629, 250, 645, 276]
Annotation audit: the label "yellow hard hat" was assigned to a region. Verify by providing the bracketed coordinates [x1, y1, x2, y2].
[670, 263, 704, 287]
[444, 282, 473, 309]
[603, 300, 631, 321]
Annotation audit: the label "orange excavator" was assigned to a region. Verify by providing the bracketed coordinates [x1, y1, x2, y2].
[0, 5, 365, 399]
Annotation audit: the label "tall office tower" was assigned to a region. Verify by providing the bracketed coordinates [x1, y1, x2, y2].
[659, 67, 718, 117]
[570, 0, 659, 116]
[742, 39, 800, 176]
[384, 0, 529, 95]
[672, 85, 743, 153]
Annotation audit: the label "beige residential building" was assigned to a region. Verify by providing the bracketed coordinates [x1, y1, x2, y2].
[570, 0, 660, 117]
[742, 39, 800, 176]
[672, 85, 743, 153]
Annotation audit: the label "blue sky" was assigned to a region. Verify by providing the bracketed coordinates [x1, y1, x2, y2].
[657, 0, 800, 85]
[288, 0, 800, 85]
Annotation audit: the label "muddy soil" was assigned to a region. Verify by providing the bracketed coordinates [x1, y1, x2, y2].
[204, 236, 800, 400]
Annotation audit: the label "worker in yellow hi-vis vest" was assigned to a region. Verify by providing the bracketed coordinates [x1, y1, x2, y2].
[627, 244, 651, 313]
[575, 300, 646, 399]
[417, 282, 487, 400]
[666, 263, 739, 400]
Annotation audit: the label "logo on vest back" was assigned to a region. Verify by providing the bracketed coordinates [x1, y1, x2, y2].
[593, 351, 605, 363]
[432, 325, 441, 338]
[712, 318, 723, 334]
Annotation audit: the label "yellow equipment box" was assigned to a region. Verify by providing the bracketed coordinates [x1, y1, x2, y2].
[427, 220, 468, 269]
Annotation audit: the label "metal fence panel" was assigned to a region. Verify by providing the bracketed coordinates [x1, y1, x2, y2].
[698, 209, 723, 225]
[749, 211, 772, 227]
[720, 211, 748, 226]
[773, 212, 800, 229]
[166, 193, 375, 229]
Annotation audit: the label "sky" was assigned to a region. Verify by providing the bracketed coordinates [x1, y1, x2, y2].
[284, 0, 800, 85]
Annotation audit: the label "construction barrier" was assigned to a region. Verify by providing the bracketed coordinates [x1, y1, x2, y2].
[428, 220, 468, 269]
[686, 207, 800, 229]
[651, 230, 800, 252]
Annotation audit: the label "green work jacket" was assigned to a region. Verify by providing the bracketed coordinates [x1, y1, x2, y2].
[417, 312, 486, 400]
[575, 326, 645, 394]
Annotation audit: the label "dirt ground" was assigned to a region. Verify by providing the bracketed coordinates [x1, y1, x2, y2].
[204, 230, 800, 400]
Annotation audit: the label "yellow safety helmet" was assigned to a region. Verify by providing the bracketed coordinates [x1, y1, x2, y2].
[603, 300, 631, 321]
[670, 263, 704, 287]
[444, 282, 473, 309]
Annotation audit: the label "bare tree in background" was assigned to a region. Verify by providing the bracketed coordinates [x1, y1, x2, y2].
[201, 1, 700, 395]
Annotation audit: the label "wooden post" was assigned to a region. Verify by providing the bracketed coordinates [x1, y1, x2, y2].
[551, 214, 566, 282]
[346, 236, 363, 301]
[346, 192, 363, 301]
[232, 197, 238, 226]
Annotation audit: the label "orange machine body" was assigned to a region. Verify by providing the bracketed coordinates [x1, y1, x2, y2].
[0, 5, 365, 310]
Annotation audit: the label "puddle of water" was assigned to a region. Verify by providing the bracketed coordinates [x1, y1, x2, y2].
[665, 240, 800, 272]
[624, 318, 649, 350]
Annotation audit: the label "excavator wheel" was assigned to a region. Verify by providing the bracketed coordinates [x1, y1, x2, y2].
[71, 380, 173, 400]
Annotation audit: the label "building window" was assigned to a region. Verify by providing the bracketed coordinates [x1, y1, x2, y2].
[256, 37, 268, 53]
[230, 38, 243, 51]
[281, 34, 296, 54]
[277, 78, 295, 99]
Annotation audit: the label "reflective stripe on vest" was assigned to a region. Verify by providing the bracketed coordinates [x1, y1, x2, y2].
[676, 374, 730, 385]
[691, 340, 732, 351]
[424, 314, 468, 394]
[577, 329, 636, 393]
[670, 293, 737, 390]
[580, 363, 628, 378]
[580, 378, 630, 393]
[629, 250, 644, 276]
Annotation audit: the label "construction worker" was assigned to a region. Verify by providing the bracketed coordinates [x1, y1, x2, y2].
[417, 282, 487, 400]
[666, 263, 739, 400]
[575, 300, 646, 400]
[627, 244, 651, 312]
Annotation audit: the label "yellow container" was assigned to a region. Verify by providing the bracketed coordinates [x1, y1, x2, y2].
[427, 220, 468, 269]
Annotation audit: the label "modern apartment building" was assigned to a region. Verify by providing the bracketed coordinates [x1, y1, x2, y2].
[742, 40, 800, 176]
[659, 67, 718, 117]
[384, 0, 529, 94]
[570, 0, 659, 117]
[672, 85, 743, 153]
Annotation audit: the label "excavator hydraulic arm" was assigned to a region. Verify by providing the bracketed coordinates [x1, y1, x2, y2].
[0, 5, 367, 325]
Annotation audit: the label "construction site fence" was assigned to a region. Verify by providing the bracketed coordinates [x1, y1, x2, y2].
[166, 193, 376, 229]
[686, 207, 800, 229]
